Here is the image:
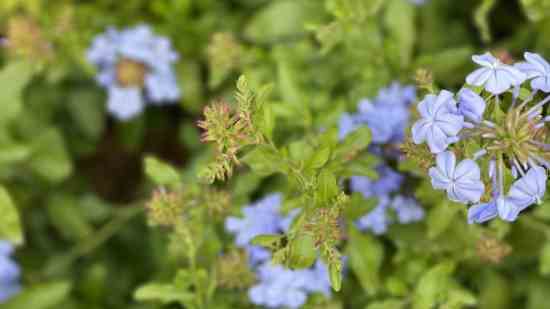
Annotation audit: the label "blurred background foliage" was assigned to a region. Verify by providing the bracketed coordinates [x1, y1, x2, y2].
[1, 0, 550, 308]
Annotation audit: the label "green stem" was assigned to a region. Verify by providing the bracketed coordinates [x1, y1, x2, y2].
[45, 206, 144, 277]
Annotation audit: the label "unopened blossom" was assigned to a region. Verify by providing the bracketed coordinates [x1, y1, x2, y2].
[466, 52, 526, 95]
[87, 24, 180, 120]
[516, 52, 550, 92]
[412, 90, 464, 153]
[429, 151, 484, 204]
[0, 241, 21, 303]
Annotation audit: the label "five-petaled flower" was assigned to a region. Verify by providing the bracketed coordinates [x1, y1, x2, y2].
[412, 90, 464, 154]
[429, 151, 485, 204]
[466, 52, 526, 95]
[516, 52, 550, 92]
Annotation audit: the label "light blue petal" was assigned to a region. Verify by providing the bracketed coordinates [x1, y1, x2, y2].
[468, 201, 498, 224]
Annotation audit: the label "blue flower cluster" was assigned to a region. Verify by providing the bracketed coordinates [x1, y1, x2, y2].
[225, 194, 333, 309]
[339, 82, 425, 235]
[412, 51, 550, 223]
[87, 24, 180, 121]
[0, 241, 21, 303]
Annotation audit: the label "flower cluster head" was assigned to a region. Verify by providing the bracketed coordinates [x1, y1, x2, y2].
[87, 24, 180, 120]
[339, 83, 425, 235]
[225, 194, 333, 308]
[411, 51, 550, 223]
[0, 241, 21, 303]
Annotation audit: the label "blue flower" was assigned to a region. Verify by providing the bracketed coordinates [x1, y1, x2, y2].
[350, 165, 403, 198]
[356, 196, 391, 234]
[467, 200, 498, 224]
[412, 90, 464, 153]
[225, 194, 283, 264]
[516, 52, 550, 92]
[458, 88, 486, 123]
[338, 113, 358, 140]
[504, 166, 547, 219]
[472, 166, 547, 223]
[87, 24, 180, 121]
[106, 87, 144, 120]
[466, 52, 526, 95]
[356, 98, 410, 144]
[390, 195, 425, 224]
[303, 260, 332, 296]
[429, 151, 484, 204]
[0, 241, 20, 303]
[375, 82, 417, 106]
[248, 264, 310, 309]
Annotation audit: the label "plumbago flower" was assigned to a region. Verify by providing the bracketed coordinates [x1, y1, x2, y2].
[339, 83, 425, 235]
[411, 51, 550, 223]
[87, 24, 180, 120]
[0, 241, 21, 303]
[225, 194, 333, 308]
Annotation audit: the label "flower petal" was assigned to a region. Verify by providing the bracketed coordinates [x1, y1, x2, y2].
[468, 201, 498, 224]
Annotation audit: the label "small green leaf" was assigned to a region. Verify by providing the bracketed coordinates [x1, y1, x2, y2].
[144, 156, 181, 187]
[0, 186, 23, 245]
[427, 201, 460, 239]
[366, 299, 405, 309]
[134, 283, 194, 305]
[250, 234, 285, 249]
[317, 170, 339, 204]
[27, 128, 73, 183]
[474, 0, 497, 43]
[0, 60, 36, 125]
[306, 146, 331, 169]
[413, 261, 456, 309]
[3, 281, 71, 309]
[540, 242, 550, 276]
[242, 145, 285, 176]
[333, 127, 371, 160]
[347, 226, 384, 294]
[288, 234, 317, 269]
[329, 261, 342, 292]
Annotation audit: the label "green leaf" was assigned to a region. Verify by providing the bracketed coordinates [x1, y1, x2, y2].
[384, 0, 415, 68]
[27, 128, 73, 183]
[288, 233, 317, 269]
[0, 186, 23, 245]
[520, 0, 550, 22]
[329, 261, 342, 292]
[242, 145, 285, 176]
[306, 146, 332, 169]
[333, 127, 371, 161]
[347, 226, 384, 295]
[3, 281, 71, 309]
[326, 0, 385, 21]
[412, 261, 456, 309]
[474, 0, 497, 43]
[47, 195, 93, 242]
[260, 103, 275, 141]
[366, 299, 405, 309]
[134, 283, 194, 305]
[244, 0, 324, 42]
[426, 201, 460, 239]
[250, 234, 285, 250]
[540, 242, 550, 276]
[66, 87, 105, 140]
[317, 170, 339, 204]
[144, 156, 181, 187]
[0, 60, 36, 125]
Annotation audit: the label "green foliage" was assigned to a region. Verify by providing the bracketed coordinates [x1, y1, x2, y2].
[0, 186, 23, 245]
[3, 1, 550, 309]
